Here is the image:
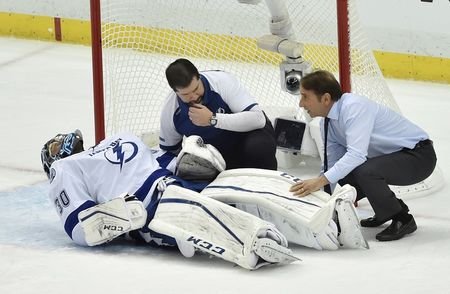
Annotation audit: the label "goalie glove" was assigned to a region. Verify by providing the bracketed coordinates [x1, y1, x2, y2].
[176, 135, 225, 181]
[78, 194, 147, 246]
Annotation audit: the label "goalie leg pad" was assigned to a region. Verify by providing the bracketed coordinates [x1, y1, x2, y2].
[148, 185, 298, 269]
[313, 220, 340, 250]
[327, 184, 369, 249]
[335, 198, 370, 249]
[232, 202, 327, 250]
[78, 195, 147, 246]
[202, 169, 340, 250]
[203, 170, 370, 251]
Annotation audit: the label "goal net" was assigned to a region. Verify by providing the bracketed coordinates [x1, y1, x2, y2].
[91, 0, 399, 143]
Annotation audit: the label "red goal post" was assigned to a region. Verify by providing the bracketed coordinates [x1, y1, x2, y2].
[90, 0, 105, 143]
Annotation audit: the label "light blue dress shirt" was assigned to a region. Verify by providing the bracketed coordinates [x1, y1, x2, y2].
[323, 93, 429, 184]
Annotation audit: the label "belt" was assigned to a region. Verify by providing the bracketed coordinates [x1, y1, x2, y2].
[414, 139, 433, 149]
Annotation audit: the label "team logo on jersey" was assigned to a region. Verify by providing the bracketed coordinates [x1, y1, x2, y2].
[104, 141, 138, 171]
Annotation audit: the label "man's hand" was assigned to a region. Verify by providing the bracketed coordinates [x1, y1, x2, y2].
[289, 175, 330, 197]
[189, 104, 213, 126]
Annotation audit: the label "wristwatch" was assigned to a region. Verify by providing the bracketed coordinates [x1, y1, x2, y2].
[209, 114, 217, 126]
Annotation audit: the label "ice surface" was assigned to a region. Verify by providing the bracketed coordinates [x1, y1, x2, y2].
[1, 37, 450, 294]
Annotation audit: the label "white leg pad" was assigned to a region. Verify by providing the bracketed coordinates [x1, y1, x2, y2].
[202, 169, 342, 250]
[333, 186, 369, 249]
[202, 169, 368, 250]
[78, 195, 147, 246]
[148, 185, 298, 269]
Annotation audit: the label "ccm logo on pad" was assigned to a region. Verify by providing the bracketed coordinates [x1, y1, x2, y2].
[187, 236, 225, 255]
[103, 225, 124, 231]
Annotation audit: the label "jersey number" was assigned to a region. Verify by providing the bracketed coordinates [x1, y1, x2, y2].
[55, 190, 70, 214]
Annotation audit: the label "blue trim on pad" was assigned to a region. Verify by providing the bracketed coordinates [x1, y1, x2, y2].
[159, 198, 244, 245]
[205, 185, 321, 208]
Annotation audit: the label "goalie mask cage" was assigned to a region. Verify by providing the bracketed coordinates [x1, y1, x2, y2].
[90, 0, 399, 144]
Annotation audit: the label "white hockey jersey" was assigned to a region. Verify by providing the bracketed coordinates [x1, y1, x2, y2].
[48, 132, 176, 245]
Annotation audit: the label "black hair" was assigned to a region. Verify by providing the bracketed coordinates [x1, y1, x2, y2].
[165, 58, 200, 91]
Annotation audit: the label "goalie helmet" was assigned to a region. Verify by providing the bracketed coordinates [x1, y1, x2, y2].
[40, 129, 84, 178]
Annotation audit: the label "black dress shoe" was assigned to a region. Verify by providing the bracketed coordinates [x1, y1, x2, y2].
[360, 215, 386, 227]
[376, 217, 417, 241]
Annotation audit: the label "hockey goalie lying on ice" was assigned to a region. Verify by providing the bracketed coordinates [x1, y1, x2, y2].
[40, 131, 367, 270]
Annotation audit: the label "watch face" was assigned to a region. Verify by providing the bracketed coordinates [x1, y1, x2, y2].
[210, 114, 217, 126]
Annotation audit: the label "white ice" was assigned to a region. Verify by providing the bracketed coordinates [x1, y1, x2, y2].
[1, 37, 450, 294]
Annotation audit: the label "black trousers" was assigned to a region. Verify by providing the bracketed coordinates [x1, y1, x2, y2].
[338, 140, 437, 221]
[221, 116, 278, 170]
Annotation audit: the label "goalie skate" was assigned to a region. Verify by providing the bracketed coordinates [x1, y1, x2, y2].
[336, 198, 370, 249]
[253, 238, 301, 264]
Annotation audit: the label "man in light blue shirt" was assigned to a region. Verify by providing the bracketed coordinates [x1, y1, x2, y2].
[290, 70, 437, 242]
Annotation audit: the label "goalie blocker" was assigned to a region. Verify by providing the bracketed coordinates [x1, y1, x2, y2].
[78, 194, 147, 246]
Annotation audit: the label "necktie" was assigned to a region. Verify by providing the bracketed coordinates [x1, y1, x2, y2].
[323, 117, 332, 194]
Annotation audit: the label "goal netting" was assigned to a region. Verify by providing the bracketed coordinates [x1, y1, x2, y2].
[92, 0, 399, 143]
